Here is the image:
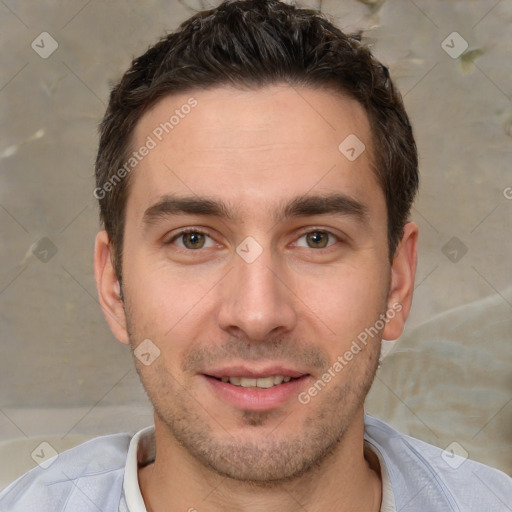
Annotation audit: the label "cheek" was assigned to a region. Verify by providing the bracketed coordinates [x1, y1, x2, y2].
[124, 251, 205, 323]
[293, 261, 390, 337]
[123, 262, 217, 366]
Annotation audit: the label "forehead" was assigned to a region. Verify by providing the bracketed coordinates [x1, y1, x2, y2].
[125, 84, 383, 222]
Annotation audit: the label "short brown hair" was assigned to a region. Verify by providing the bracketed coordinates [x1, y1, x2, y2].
[95, 0, 419, 282]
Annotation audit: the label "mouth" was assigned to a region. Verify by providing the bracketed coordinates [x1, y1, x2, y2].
[208, 375, 303, 389]
[201, 371, 311, 411]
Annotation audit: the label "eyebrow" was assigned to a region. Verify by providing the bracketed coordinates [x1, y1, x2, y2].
[141, 192, 369, 227]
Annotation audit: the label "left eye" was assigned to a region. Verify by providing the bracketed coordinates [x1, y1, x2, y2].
[170, 230, 216, 250]
[295, 230, 338, 249]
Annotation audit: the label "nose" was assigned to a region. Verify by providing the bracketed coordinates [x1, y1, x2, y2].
[217, 242, 298, 342]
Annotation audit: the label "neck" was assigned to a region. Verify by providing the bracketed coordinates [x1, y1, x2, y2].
[138, 409, 382, 512]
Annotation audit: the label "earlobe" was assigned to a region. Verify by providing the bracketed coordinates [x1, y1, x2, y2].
[93, 230, 130, 345]
[382, 222, 418, 341]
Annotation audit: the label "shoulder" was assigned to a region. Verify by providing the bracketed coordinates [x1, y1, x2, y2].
[364, 414, 512, 511]
[0, 432, 132, 512]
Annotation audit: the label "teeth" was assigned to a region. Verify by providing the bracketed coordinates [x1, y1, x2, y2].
[256, 377, 275, 388]
[218, 375, 296, 388]
[239, 377, 256, 387]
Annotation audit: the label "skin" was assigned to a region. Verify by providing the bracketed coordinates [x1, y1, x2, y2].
[94, 84, 418, 512]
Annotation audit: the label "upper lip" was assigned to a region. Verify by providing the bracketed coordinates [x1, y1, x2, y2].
[203, 364, 309, 379]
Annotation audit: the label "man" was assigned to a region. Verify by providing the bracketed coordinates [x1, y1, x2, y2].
[1, 1, 511, 510]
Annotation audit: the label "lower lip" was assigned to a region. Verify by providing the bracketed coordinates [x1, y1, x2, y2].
[202, 375, 310, 411]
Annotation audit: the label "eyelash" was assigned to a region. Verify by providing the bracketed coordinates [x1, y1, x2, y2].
[165, 227, 341, 251]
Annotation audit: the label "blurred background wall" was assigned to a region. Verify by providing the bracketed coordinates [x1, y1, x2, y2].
[1, 0, 511, 474]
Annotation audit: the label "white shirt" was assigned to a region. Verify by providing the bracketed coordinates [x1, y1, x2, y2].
[1, 414, 511, 511]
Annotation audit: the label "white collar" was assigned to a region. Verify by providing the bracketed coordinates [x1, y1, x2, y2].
[122, 426, 155, 512]
[364, 439, 397, 511]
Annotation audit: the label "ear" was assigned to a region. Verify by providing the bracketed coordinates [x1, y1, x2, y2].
[94, 230, 129, 345]
[382, 222, 418, 341]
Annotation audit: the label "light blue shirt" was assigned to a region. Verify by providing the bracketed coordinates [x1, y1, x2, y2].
[1, 414, 511, 511]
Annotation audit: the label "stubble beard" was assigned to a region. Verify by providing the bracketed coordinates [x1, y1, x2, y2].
[129, 330, 381, 486]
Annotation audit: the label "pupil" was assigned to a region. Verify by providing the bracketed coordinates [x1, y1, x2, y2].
[308, 231, 327, 248]
[185, 232, 204, 249]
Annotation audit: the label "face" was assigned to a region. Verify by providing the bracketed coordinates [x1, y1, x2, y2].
[96, 84, 415, 484]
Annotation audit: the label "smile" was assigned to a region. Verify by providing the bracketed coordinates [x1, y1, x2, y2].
[203, 374, 310, 411]
[213, 375, 297, 388]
